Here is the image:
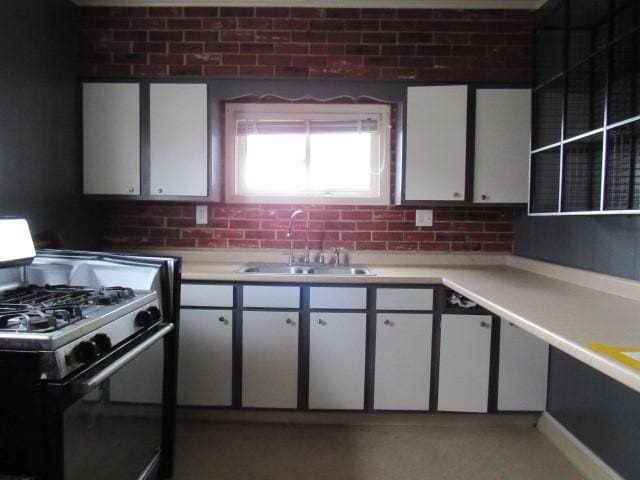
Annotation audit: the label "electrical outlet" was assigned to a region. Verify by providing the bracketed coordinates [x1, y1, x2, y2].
[415, 209, 433, 227]
[195, 205, 208, 225]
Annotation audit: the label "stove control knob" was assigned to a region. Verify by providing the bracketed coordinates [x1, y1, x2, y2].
[147, 306, 161, 322]
[73, 341, 97, 364]
[135, 309, 154, 328]
[92, 333, 112, 354]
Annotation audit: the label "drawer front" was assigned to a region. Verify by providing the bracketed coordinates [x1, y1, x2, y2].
[243, 285, 300, 308]
[376, 288, 433, 311]
[181, 283, 233, 307]
[310, 287, 367, 309]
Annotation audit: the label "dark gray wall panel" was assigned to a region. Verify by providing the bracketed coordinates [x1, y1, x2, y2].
[514, 215, 640, 280]
[515, 214, 640, 478]
[547, 348, 640, 479]
[0, 0, 98, 248]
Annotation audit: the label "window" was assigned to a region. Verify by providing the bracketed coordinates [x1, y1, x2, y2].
[225, 103, 391, 205]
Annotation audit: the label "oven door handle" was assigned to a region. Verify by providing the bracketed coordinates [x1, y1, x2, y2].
[71, 323, 174, 395]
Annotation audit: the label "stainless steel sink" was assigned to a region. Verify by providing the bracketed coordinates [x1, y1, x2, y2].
[235, 263, 375, 276]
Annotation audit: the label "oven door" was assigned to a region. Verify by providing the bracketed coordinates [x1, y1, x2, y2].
[53, 323, 173, 480]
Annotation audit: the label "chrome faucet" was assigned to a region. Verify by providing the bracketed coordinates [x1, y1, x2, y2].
[286, 210, 309, 266]
[302, 221, 310, 264]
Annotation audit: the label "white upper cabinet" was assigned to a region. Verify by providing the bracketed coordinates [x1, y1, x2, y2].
[405, 85, 468, 201]
[83, 83, 140, 195]
[150, 83, 208, 197]
[473, 89, 531, 204]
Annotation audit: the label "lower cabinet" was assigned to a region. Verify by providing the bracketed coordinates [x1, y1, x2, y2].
[374, 313, 433, 411]
[309, 312, 366, 410]
[438, 314, 492, 412]
[498, 319, 549, 411]
[175, 283, 550, 415]
[242, 311, 299, 408]
[177, 309, 233, 406]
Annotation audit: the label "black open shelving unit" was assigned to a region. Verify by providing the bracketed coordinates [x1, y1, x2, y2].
[530, 0, 640, 215]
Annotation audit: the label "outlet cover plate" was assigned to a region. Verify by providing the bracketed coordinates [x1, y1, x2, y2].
[196, 205, 208, 225]
[416, 209, 433, 227]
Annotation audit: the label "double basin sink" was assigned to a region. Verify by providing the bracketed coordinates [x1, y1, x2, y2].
[236, 263, 375, 276]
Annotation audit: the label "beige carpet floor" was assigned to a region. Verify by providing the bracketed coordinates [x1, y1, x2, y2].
[173, 413, 586, 480]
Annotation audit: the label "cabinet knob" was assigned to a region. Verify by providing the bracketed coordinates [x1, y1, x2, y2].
[481, 194, 489, 200]
[156, 187, 163, 194]
[453, 192, 461, 198]
[479, 320, 491, 328]
[218, 316, 228, 325]
[286, 318, 294, 325]
[317, 318, 326, 326]
[383, 319, 393, 326]
[127, 187, 134, 193]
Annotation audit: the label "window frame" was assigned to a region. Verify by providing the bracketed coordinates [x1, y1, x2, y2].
[224, 102, 391, 205]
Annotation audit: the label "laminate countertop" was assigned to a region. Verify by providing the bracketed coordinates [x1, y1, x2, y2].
[175, 251, 640, 395]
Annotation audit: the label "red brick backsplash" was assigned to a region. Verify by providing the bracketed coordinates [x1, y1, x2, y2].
[79, 7, 534, 81]
[101, 202, 517, 253]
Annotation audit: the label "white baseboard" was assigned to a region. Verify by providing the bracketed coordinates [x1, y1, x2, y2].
[537, 412, 626, 480]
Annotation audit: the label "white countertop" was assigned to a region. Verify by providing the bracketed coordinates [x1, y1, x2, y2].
[157, 249, 640, 394]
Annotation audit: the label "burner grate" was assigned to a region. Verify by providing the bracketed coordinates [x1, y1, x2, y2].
[0, 285, 136, 332]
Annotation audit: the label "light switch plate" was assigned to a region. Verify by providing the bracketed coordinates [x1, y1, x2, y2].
[195, 205, 208, 225]
[415, 209, 433, 227]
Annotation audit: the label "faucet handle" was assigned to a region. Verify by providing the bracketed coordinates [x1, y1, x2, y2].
[331, 247, 341, 266]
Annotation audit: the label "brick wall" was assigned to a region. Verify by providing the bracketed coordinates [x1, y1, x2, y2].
[102, 202, 516, 252]
[80, 6, 532, 253]
[79, 6, 533, 81]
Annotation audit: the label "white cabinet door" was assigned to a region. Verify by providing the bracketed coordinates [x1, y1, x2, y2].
[374, 313, 432, 411]
[498, 319, 549, 411]
[83, 83, 140, 195]
[405, 85, 468, 201]
[177, 309, 232, 406]
[473, 88, 531, 204]
[309, 312, 366, 410]
[150, 83, 208, 197]
[242, 311, 299, 408]
[438, 314, 492, 412]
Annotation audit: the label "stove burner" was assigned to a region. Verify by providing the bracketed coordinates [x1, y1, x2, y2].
[42, 305, 84, 323]
[0, 310, 56, 331]
[0, 284, 137, 333]
[97, 287, 135, 305]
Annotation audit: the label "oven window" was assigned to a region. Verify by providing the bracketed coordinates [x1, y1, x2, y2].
[63, 341, 164, 480]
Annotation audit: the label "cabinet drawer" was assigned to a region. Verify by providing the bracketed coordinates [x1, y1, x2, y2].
[376, 288, 433, 311]
[181, 283, 233, 307]
[309, 287, 366, 309]
[243, 285, 300, 308]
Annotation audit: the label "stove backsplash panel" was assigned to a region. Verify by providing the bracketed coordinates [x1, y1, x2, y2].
[100, 202, 517, 253]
